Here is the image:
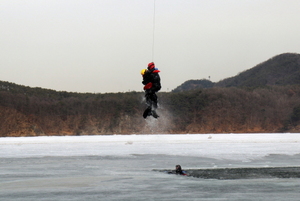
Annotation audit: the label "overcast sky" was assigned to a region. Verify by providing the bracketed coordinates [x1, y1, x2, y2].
[1, 0, 300, 93]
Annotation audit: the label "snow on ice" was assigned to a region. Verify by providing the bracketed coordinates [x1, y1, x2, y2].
[1, 133, 299, 160]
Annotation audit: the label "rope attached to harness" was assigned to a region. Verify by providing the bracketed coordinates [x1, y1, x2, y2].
[152, 0, 156, 62]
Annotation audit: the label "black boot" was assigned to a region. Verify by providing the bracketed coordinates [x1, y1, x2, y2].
[143, 107, 152, 118]
[151, 110, 159, 118]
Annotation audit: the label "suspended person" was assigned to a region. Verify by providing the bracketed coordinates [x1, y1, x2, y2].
[140, 62, 161, 118]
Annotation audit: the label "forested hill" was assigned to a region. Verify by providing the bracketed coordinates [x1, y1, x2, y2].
[172, 79, 214, 92]
[1, 53, 300, 136]
[216, 53, 300, 87]
[173, 53, 300, 92]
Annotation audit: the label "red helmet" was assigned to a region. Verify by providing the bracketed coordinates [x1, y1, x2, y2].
[148, 62, 155, 69]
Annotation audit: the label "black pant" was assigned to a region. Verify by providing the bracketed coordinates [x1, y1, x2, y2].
[145, 92, 158, 110]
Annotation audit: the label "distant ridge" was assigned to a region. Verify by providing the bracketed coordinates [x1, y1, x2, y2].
[216, 53, 300, 87]
[172, 79, 214, 92]
[173, 53, 300, 92]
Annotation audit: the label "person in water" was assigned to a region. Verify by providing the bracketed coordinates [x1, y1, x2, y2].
[141, 62, 161, 118]
[168, 165, 187, 175]
[175, 165, 186, 175]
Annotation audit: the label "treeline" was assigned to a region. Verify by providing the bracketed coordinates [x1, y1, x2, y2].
[1, 82, 300, 136]
[0, 85, 146, 136]
[166, 86, 300, 133]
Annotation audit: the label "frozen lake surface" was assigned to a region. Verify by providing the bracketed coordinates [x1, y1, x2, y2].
[1, 134, 300, 200]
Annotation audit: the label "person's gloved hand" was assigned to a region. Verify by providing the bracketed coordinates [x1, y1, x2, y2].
[143, 82, 152, 90]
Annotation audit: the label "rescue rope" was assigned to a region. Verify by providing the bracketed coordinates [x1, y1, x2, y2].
[152, 0, 156, 62]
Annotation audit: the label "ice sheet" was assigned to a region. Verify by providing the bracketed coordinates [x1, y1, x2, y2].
[1, 133, 299, 160]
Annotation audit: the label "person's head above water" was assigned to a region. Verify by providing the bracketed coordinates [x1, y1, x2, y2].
[176, 165, 182, 171]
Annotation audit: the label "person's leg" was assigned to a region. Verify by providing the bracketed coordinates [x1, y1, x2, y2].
[145, 92, 153, 107]
[149, 93, 159, 118]
[143, 92, 152, 118]
[150, 93, 158, 109]
[143, 91, 159, 118]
